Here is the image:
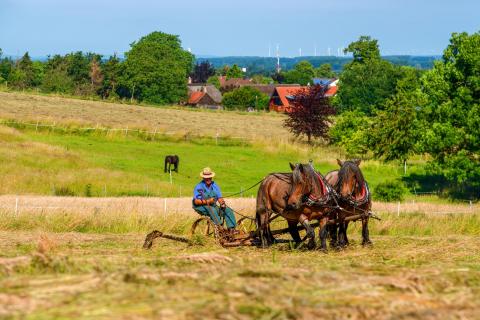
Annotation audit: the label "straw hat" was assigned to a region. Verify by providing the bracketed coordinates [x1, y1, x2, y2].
[200, 167, 215, 178]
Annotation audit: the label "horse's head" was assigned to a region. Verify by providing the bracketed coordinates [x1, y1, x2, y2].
[286, 162, 322, 210]
[336, 159, 365, 200]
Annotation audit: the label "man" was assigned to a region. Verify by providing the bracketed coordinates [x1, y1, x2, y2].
[192, 167, 237, 232]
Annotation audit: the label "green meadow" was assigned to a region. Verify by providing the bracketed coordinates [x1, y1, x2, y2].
[0, 123, 423, 198]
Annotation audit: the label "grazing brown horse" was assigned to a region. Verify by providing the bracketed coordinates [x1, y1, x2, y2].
[325, 159, 372, 247]
[164, 155, 179, 173]
[256, 163, 332, 249]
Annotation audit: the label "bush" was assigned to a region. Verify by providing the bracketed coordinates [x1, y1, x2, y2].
[54, 186, 76, 196]
[222, 86, 269, 110]
[374, 180, 406, 202]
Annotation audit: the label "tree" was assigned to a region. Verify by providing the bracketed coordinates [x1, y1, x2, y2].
[89, 56, 104, 94]
[336, 36, 401, 115]
[207, 75, 221, 89]
[315, 63, 335, 78]
[42, 55, 74, 94]
[191, 61, 215, 83]
[344, 35, 380, 63]
[31, 61, 45, 87]
[284, 85, 336, 143]
[226, 64, 243, 79]
[121, 31, 194, 104]
[222, 86, 269, 110]
[101, 54, 122, 99]
[368, 68, 425, 173]
[284, 60, 315, 85]
[17, 52, 35, 87]
[420, 31, 480, 196]
[0, 49, 11, 84]
[329, 111, 370, 157]
[251, 75, 273, 84]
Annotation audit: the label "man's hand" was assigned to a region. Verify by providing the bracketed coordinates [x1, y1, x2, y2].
[218, 198, 226, 208]
[207, 198, 216, 205]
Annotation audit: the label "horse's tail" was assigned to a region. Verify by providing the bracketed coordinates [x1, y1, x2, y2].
[175, 155, 179, 172]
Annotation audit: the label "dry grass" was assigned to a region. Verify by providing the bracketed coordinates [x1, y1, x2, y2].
[2, 195, 478, 219]
[0, 91, 289, 140]
[1, 201, 479, 319]
[0, 229, 479, 319]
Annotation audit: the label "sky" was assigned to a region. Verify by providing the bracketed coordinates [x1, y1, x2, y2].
[0, 0, 479, 58]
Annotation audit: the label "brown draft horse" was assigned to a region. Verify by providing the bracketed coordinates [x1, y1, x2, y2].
[164, 155, 179, 173]
[325, 159, 372, 247]
[255, 163, 333, 249]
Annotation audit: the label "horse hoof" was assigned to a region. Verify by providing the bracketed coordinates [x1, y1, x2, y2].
[362, 240, 373, 247]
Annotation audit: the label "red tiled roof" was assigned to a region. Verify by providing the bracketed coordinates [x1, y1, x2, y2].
[325, 85, 338, 97]
[275, 86, 306, 108]
[218, 76, 251, 88]
[188, 91, 206, 104]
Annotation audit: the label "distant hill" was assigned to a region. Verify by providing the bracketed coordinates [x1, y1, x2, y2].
[196, 55, 440, 75]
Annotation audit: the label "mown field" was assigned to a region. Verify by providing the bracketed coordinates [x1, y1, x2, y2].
[1, 209, 479, 319]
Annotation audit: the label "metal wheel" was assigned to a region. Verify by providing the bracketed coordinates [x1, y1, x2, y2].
[190, 216, 216, 238]
[237, 217, 256, 233]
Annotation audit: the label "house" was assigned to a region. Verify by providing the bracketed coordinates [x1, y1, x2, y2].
[313, 78, 338, 97]
[238, 83, 300, 97]
[269, 80, 339, 112]
[187, 84, 222, 109]
[269, 86, 307, 112]
[218, 76, 252, 93]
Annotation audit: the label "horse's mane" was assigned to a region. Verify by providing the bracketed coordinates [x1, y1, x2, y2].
[336, 161, 365, 192]
[291, 165, 304, 185]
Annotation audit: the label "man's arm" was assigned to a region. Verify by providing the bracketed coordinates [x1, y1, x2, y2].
[214, 184, 226, 207]
[194, 198, 215, 206]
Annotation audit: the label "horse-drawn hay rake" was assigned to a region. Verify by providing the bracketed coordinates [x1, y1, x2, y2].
[142, 211, 374, 249]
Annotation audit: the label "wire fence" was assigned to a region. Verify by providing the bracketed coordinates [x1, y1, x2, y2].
[2, 195, 479, 217]
[0, 119, 254, 145]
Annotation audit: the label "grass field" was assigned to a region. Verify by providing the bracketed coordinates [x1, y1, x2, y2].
[0, 91, 287, 140]
[1, 210, 479, 319]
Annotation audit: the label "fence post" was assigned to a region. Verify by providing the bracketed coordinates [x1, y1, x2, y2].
[215, 131, 219, 145]
[240, 187, 244, 197]
[470, 200, 473, 212]
[397, 202, 400, 217]
[103, 184, 107, 197]
[15, 196, 19, 215]
[153, 128, 157, 140]
[35, 121, 39, 132]
[169, 170, 173, 184]
[164, 198, 167, 216]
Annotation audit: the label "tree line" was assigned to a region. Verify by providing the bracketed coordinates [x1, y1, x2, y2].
[0, 32, 194, 104]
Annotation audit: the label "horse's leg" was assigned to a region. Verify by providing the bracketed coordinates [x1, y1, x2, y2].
[328, 223, 338, 249]
[344, 221, 350, 246]
[299, 214, 315, 250]
[338, 221, 348, 247]
[287, 220, 302, 244]
[318, 217, 329, 251]
[255, 207, 271, 248]
[361, 218, 372, 246]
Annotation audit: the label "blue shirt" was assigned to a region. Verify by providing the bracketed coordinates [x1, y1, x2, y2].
[193, 180, 223, 201]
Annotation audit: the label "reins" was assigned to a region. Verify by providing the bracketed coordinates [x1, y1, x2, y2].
[222, 178, 265, 198]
